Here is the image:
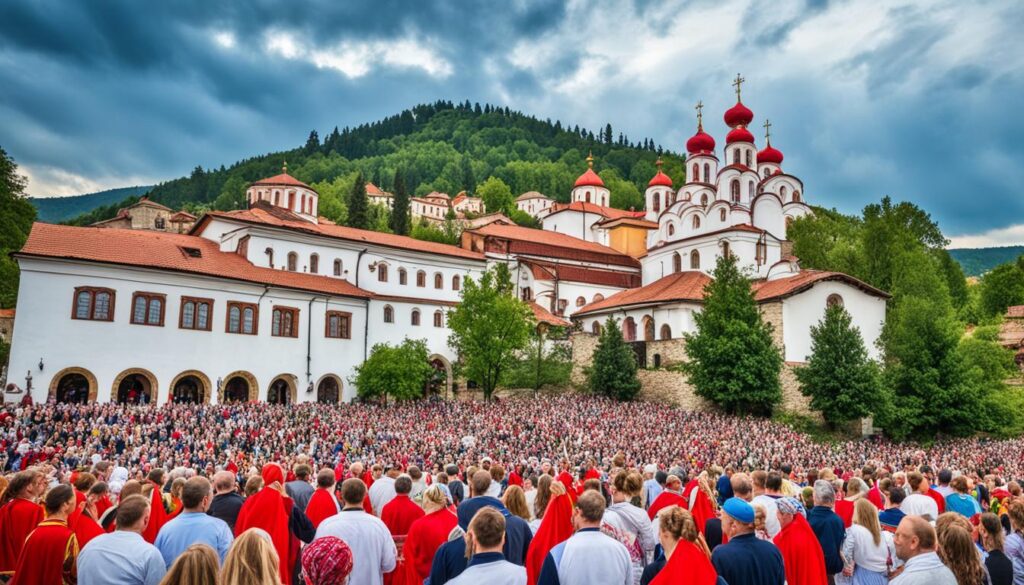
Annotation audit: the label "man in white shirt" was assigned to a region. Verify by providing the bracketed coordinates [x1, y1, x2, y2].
[369, 465, 399, 517]
[448, 507, 527, 585]
[891, 516, 957, 585]
[536, 490, 631, 585]
[78, 494, 167, 585]
[751, 470, 784, 537]
[315, 478, 397, 585]
[900, 472, 939, 521]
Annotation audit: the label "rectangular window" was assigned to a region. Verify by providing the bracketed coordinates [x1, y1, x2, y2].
[71, 287, 116, 321]
[271, 306, 299, 338]
[129, 292, 166, 326]
[179, 297, 213, 331]
[325, 311, 352, 339]
[226, 301, 258, 335]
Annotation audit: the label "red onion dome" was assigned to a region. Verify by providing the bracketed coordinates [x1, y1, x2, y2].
[648, 170, 673, 188]
[574, 167, 604, 188]
[686, 129, 716, 155]
[724, 101, 754, 128]
[726, 126, 755, 144]
[757, 143, 784, 164]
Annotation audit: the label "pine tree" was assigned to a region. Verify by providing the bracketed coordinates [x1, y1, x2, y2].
[390, 169, 410, 235]
[681, 254, 783, 415]
[304, 130, 320, 154]
[588, 317, 642, 401]
[460, 155, 475, 194]
[795, 304, 884, 427]
[347, 173, 369, 230]
[604, 123, 613, 145]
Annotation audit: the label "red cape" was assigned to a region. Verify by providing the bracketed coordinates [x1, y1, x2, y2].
[556, 472, 578, 504]
[68, 490, 104, 549]
[526, 493, 574, 585]
[235, 465, 297, 585]
[403, 508, 458, 585]
[381, 495, 426, 585]
[650, 540, 718, 585]
[0, 498, 45, 575]
[141, 483, 169, 543]
[10, 519, 78, 585]
[774, 515, 827, 585]
[684, 480, 716, 536]
[648, 491, 684, 520]
[305, 488, 339, 529]
[867, 486, 884, 510]
[834, 499, 854, 528]
[94, 494, 113, 521]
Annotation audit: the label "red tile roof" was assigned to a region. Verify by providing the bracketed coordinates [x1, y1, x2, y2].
[594, 217, 659, 230]
[466, 223, 640, 268]
[194, 204, 484, 261]
[0, 308, 14, 319]
[525, 261, 640, 288]
[1007, 306, 1024, 318]
[365, 182, 390, 196]
[251, 173, 312, 189]
[169, 211, 197, 222]
[528, 301, 570, 327]
[19, 223, 373, 299]
[575, 270, 888, 316]
[546, 201, 647, 221]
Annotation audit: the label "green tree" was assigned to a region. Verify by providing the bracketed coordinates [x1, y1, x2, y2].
[447, 264, 533, 400]
[304, 130, 320, 154]
[347, 173, 369, 229]
[459, 154, 476, 194]
[410, 221, 458, 245]
[0, 147, 36, 308]
[681, 254, 783, 415]
[979, 263, 1024, 318]
[788, 207, 865, 279]
[212, 175, 247, 210]
[502, 328, 573, 391]
[956, 326, 1020, 435]
[475, 176, 514, 215]
[861, 196, 946, 291]
[391, 169, 410, 235]
[587, 318, 642, 400]
[795, 304, 884, 427]
[351, 338, 434, 402]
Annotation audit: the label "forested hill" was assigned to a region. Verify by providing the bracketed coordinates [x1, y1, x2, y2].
[30, 185, 152, 222]
[67, 100, 686, 226]
[948, 246, 1024, 277]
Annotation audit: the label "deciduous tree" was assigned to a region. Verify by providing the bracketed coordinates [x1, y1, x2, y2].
[351, 338, 434, 402]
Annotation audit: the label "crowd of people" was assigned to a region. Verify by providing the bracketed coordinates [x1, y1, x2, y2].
[0, 396, 1022, 584]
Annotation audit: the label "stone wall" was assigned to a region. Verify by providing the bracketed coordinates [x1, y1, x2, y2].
[759, 301, 784, 350]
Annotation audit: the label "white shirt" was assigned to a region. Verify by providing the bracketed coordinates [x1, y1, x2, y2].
[900, 494, 939, 521]
[752, 494, 782, 537]
[485, 481, 502, 498]
[842, 524, 896, 573]
[315, 509, 397, 585]
[369, 476, 397, 517]
[78, 530, 167, 585]
[525, 489, 538, 519]
[448, 554, 526, 585]
[551, 528, 632, 585]
[890, 551, 957, 585]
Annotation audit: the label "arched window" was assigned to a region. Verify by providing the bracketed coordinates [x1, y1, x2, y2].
[673, 252, 682, 273]
[416, 271, 426, 287]
[745, 150, 752, 167]
[288, 192, 296, 210]
[764, 168, 771, 178]
[692, 215, 701, 229]
[226, 301, 257, 334]
[623, 317, 637, 341]
[780, 186, 788, 200]
[399, 268, 407, 285]
[720, 209, 727, 222]
[749, 181, 755, 199]
[273, 191, 279, 205]
[690, 250, 700, 270]
[585, 191, 591, 203]
[592, 293, 604, 303]
[411, 309, 421, 326]
[309, 254, 319, 274]
[287, 252, 298, 272]
[383, 305, 394, 323]
[433, 310, 444, 327]
[731, 179, 740, 203]
[452, 275, 461, 291]
[722, 241, 731, 258]
[557, 299, 568, 315]
[827, 294, 844, 308]
[653, 194, 661, 213]
[668, 224, 675, 237]
[660, 324, 672, 340]
[700, 194, 708, 206]
[434, 273, 443, 289]
[333, 259, 342, 276]
[703, 163, 710, 182]
[378, 264, 388, 282]
[756, 239, 768, 265]
[73, 287, 114, 321]
[576, 296, 586, 307]
[692, 164, 698, 182]
[266, 248, 274, 268]
[592, 321, 602, 335]
[793, 190, 801, 203]
[733, 149, 740, 165]
[522, 287, 532, 301]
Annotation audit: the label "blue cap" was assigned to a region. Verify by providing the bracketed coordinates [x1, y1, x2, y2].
[722, 497, 755, 524]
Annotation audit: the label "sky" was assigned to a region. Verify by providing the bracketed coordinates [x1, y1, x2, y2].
[1, 0, 1022, 247]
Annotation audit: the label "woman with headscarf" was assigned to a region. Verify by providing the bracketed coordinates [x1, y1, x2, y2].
[773, 496, 827, 585]
[302, 536, 354, 585]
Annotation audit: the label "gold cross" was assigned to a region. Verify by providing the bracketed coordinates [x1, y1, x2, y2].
[763, 119, 772, 141]
[695, 100, 704, 127]
[733, 73, 745, 100]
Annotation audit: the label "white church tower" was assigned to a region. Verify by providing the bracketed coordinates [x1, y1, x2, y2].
[570, 152, 610, 207]
[245, 162, 320, 223]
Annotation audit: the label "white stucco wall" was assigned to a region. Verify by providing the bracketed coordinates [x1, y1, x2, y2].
[781, 281, 887, 362]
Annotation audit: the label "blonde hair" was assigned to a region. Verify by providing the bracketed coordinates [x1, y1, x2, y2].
[160, 544, 220, 585]
[936, 512, 973, 543]
[659, 506, 711, 559]
[852, 498, 882, 546]
[753, 504, 767, 533]
[421, 485, 446, 512]
[244, 476, 263, 498]
[502, 485, 530, 521]
[937, 526, 986, 585]
[220, 529, 280, 585]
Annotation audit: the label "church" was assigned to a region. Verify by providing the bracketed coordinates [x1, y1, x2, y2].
[2, 79, 888, 405]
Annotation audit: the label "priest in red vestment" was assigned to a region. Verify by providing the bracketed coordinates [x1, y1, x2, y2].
[235, 464, 300, 585]
[403, 485, 458, 585]
[683, 477, 717, 536]
[10, 484, 78, 585]
[773, 497, 827, 585]
[381, 475, 426, 585]
[0, 470, 45, 578]
[140, 474, 170, 544]
[526, 483, 574, 585]
[648, 475, 685, 520]
[651, 539, 718, 585]
[305, 469, 341, 529]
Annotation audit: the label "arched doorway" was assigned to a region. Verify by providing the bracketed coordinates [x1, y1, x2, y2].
[427, 354, 453, 397]
[112, 368, 158, 405]
[268, 375, 297, 405]
[642, 316, 656, 342]
[221, 371, 258, 403]
[169, 370, 211, 404]
[316, 375, 342, 404]
[50, 368, 97, 403]
[623, 317, 637, 342]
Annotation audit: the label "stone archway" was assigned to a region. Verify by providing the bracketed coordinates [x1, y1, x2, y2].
[427, 354, 453, 397]
[169, 370, 212, 404]
[49, 367, 98, 403]
[111, 368, 159, 405]
[315, 374, 342, 404]
[267, 374, 298, 405]
[221, 371, 259, 403]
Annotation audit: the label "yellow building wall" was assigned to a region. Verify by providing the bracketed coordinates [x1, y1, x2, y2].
[607, 226, 649, 257]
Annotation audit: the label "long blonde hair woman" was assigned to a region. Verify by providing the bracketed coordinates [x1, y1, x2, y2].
[220, 528, 280, 585]
[937, 525, 986, 585]
[841, 498, 896, 584]
[160, 544, 220, 585]
[502, 484, 531, 521]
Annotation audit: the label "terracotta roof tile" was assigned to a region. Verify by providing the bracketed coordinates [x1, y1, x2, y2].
[528, 301, 570, 327]
[169, 211, 197, 221]
[525, 261, 640, 288]
[251, 173, 312, 189]
[545, 201, 646, 220]
[467, 223, 640, 268]
[19, 223, 372, 299]
[751, 270, 889, 301]
[0, 308, 14, 318]
[365, 182, 390, 196]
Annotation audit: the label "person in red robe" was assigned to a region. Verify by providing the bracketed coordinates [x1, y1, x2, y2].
[526, 482, 574, 585]
[305, 469, 340, 529]
[0, 470, 45, 578]
[773, 497, 827, 585]
[651, 539, 718, 585]
[10, 484, 78, 585]
[648, 475, 685, 520]
[235, 463, 300, 585]
[683, 476, 717, 536]
[140, 470, 169, 543]
[381, 475, 426, 585]
[67, 487, 104, 549]
[403, 485, 458, 585]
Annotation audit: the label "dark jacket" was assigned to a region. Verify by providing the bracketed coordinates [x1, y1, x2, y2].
[711, 532, 785, 585]
[807, 505, 846, 575]
[207, 492, 245, 532]
[428, 497, 533, 585]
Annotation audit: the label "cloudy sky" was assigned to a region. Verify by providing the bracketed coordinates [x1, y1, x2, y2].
[1, 0, 1021, 247]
